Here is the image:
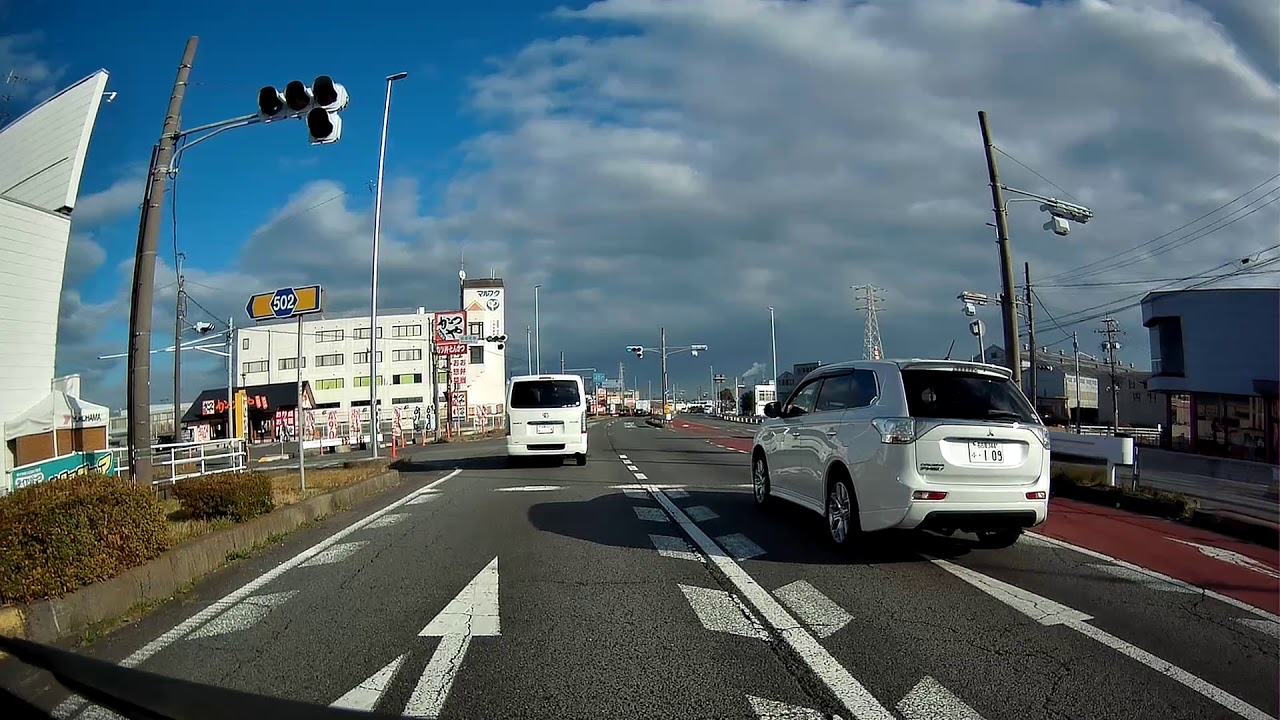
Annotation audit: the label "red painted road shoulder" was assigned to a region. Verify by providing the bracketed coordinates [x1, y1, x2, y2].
[669, 418, 1280, 615]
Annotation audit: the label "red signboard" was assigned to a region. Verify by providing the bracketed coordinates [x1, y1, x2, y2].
[437, 341, 467, 356]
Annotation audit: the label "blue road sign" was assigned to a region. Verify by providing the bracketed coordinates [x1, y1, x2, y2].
[271, 287, 299, 318]
[593, 372, 606, 384]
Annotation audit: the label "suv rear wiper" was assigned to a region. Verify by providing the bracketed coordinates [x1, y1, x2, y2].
[985, 409, 1026, 422]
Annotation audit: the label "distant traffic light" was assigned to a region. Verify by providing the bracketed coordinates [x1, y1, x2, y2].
[255, 76, 349, 144]
[486, 334, 507, 350]
[626, 345, 644, 359]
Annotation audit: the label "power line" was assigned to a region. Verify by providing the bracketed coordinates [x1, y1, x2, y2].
[1038, 173, 1280, 284]
[1037, 267, 1279, 289]
[994, 146, 1079, 203]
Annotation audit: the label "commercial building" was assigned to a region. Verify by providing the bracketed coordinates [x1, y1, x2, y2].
[0, 70, 112, 484]
[1142, 288, 1278, 465]
[218, 278, 508, 441]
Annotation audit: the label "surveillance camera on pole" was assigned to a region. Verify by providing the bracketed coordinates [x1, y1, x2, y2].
[192, 321, 215, 334]
[962, 302, 976, 317]
[256, 75, 349, 144]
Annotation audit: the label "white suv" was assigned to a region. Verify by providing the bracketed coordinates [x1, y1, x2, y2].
[751, 359, 1049, 549]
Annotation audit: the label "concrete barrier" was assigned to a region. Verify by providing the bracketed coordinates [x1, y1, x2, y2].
[0, 469, 406, 645]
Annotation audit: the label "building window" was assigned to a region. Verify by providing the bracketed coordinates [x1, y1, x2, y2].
[354, 376, 385, 387]
[315, 353, 344, 367]
[242, 360, 268, 374]
[352, 327, 383, 339]
[279, 357, 305, 371]
[242, 338, 249, 350]
[315, 378, 345, 390]
[469, 346, 484, 364]
[393, 373, 422, 385]
[392, 396, 424, 404]
[314, 401, 340, 409]
[392, 324, 422, 338]
[468, 321, 483, 336]
[353, 351, 384, 364]
[316, 329, 344, 343]
[393, 349, 423, 362]
[1149, 318, 1185, 377]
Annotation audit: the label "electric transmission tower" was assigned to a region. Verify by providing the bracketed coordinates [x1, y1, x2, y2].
[852, 284, 885, 360]
[1096, 317, 1125, 433]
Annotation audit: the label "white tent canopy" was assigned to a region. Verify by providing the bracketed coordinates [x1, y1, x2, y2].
[4, 392, 109, 441]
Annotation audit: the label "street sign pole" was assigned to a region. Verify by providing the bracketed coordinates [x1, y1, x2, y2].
[297, 313, 306, 492]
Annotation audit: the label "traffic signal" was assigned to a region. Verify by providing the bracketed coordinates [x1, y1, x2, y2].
[626, 345, 644, 359]
[255, 76, 349, 144]
[486, 334, 507, 350]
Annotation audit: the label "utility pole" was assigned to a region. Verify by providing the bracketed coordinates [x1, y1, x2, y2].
[1024, 262, 1037, 412]
[560, 351, 565, 374]
[852, 284, 885, 360]
[1072, 331, 1082, 434]
[978, 110, 1021, 387]
[525, 326, 532, 375]
[127, 36, 198, 485]
[1097, 317, 1124, 434]
[660, 327, 669, 423]
[618, 362, 625, 394]
[173, 252, 186, 441]
[431, 337, 441, 443]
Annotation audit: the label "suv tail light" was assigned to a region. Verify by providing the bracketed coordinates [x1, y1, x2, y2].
[872, 417, 916, 444]
[1029, 425, 1050, 449]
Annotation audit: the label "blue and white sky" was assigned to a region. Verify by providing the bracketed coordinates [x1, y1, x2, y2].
[3, 0, 1278, 407]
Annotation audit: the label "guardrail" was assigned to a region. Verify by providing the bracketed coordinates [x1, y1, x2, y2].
[109, 439, 248, 485]
[1068, 424, 1162, 447]
[715, 414, 764, 425]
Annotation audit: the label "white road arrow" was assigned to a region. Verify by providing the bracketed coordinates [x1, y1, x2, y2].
[404, 556, 500, 719]
[1166, 537, 1280, 579]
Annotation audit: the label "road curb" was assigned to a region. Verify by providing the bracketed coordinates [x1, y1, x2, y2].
[0, 469, 406, 646]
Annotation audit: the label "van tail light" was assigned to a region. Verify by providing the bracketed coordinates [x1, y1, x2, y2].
[872, 417, 916, 444]
[505, 413, 511, 436]
[582, 410, 587, 434]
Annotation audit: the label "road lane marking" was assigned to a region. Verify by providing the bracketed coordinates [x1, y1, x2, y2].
[685, 505, 719, 522]
[645, 485, 895, 720]
[187, 591, 298, 639]
[1028, 532, 1280, 622]
[494, 485, 563, 492]
[622, 487, 647, 499]
[53, 469, 464, 720]
[774, 580, 852, 639]
[717, 533, 766, 561]
[365, 512, 410, 529]
[634, 472, 649, 480]
[649, 534, 704, 563]
[618, 454, 628, 460]
[665, 488, 689, 499]
[1089, 564, 1195, 593]
[1238, 618, 1280, 640]
[895, 677, 985, 720]
[331, 654, 407, 710]
[405, 493, 442, 506]
[407, 557, 500, 718]
[300, 541, 370, 568]
[747, 695, 829, 719]
[625, 464, 639, 472]
[678, 584, 768, 639]
[634, 507, 670, 522]
[1166, 538, 1280, 579]
[931, 558, 1274, 720]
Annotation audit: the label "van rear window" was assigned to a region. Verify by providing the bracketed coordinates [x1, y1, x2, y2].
[510, 380, 582, 409]
[900, 370, 1037, 424]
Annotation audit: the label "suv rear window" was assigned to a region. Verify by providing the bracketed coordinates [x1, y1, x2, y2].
[510, 380, 582, 409]
[900, 369, 1038, 424]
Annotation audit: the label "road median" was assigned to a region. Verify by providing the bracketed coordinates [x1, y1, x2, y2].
[0, 467, 407, 646]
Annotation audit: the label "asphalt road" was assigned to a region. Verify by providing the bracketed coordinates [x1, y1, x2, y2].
[7, 418, 1278, 720]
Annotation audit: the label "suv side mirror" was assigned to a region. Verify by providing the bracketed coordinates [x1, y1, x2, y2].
[763, 402, 780, 418]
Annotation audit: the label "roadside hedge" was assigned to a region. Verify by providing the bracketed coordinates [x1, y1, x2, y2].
[0, 473, 171, 604]
[173, 472, 274, 522]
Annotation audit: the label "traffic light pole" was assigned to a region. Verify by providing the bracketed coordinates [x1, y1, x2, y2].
[660, 327, 669, 424]
[127, 36, 198, 485]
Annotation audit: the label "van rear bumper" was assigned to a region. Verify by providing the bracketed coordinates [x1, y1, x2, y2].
[507, 436, 588, 457]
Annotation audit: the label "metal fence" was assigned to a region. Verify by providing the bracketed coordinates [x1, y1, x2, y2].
[109, 438, 248, 485]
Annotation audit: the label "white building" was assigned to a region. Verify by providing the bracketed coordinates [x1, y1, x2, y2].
[230, 278, 508, 434]
[0, 70, 112, 482]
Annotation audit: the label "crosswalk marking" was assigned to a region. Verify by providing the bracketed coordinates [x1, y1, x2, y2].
[717, 533, 765, 561]
[896, 677, 985, 720]
[634, 507, 670, 522]
[678, 584, 768, 640]
[685, 505, 719, 522]
[746, 695, 828, 719]
[1089, 564, 1195, 593]
[365, 513, 409, 529]
[188, 591, 298, 640]
[664, 488, 689, 499]
[405, 493, 441, 506]
[649, 534, 703, 563]
[773, 580, 852, 639]
[300, 541, 369, 568]
[622, 487, 647, 499]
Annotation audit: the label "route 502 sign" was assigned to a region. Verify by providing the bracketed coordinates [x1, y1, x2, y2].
[435, 312, 465, 342]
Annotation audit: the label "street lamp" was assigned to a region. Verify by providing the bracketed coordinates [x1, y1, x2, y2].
[533, 284, 542, 374]
[768, 306, 778, 389]
[368, 71, 408, 459]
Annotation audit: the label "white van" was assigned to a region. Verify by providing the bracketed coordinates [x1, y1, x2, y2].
[506, 374, 588, 465]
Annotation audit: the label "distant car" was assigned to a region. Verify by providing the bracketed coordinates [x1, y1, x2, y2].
[751, 359, 1049, 549]
[506, 374, 588, 465]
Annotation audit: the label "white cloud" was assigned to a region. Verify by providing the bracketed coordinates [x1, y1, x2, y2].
[57, 0, 1280, 406]
[71, 175, 144, 227]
